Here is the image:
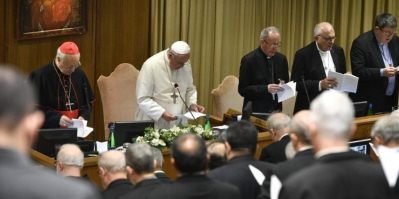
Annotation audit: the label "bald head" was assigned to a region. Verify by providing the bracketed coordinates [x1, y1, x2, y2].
[57, 144, 84, 167]
[171, 134, 207, 174]
[99, 150, 126, 173]
[314, 22, 334, 37]
[290, 110, 313, 147]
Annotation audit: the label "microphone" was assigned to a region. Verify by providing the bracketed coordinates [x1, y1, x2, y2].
[301, 76, 311, 107]
[174, 83, 198, 125]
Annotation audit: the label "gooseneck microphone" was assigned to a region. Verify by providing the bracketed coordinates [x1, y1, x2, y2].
[301, 76, 311, 106]
[174, 83, 198, 125]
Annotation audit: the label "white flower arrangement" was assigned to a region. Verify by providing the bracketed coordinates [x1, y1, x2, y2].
[135, 124, 215, 148]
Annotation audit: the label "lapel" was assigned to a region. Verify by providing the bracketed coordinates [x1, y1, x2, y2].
[330, 45, 342, 73]
[388, 36, 399, 66]
[370, 32, 386, 69]
[255, 47, 273, 84]
[310, 42, 326, 79]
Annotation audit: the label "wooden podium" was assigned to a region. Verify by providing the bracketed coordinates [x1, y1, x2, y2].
[31, 112, 384, 188]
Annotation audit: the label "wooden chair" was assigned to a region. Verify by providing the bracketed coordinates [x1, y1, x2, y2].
[97, 63, 139, 139]
[211, 75, 244, 119]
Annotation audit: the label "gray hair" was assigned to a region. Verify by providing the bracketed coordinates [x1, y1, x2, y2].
[98, 150, 126, 173]
[260, 26, 280, 40]
[151, 147, 164, 169]
[56, 144, 84, 167]
[289, 111, 312, 146]
[310, 90, 354, 140]
[125, 143, 154, 174]
[375, 13, 397, 28]
[267, 113, 291, 132]
[371, 115, 399, 145]
[313, 22, 334, 37]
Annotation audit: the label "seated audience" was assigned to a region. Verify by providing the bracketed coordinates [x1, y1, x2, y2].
[371, 115, 399, 198]
[208, 120, 275, 199]
[207, 140, 227, 170]
[279, 90, 390, 199]
[56, 143, 84, 178]
[260, 113, 291, 163]
[98, 150, 133, 199]
[148, 134, 240, 199]
[151, 147, 172, 183]
[120, 143, 162, 199]
[0, 66, 99, 198]
[270, 110, 315, 199]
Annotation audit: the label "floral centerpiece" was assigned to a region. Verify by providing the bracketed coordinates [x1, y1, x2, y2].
[135, 124, 215, 148]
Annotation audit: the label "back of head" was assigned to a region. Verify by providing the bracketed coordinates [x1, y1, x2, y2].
[56, 144, 84, 168]
[0, 66, 36, 131]
[267, 113, 291, 135]
[98, 150, 126, 173]
[290, 110, 313, 146]
[225, 120, 258, 154]
[171, 133, 207, 174]
[375, 13, 397, 28]
[310, 90, 354, 140]
[125, 143, 154, 174]
[371, 115, 399, 146]
[151, 147, 164, 170]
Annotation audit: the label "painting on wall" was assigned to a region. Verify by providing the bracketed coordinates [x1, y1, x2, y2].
[17, 0, 87, 40]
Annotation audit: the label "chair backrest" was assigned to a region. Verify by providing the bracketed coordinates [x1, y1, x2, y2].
[97, 63, 139, 139]
[211, 75, 244, 119]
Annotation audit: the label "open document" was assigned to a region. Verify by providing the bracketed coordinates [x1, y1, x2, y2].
[183, 111, 206, 120]
[277, 81, 297, 103]
[328, 71, 358, 93]
[68, 119, 93, 138]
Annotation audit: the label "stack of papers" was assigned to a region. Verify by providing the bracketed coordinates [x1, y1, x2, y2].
[67, 119, 93, 138]
[328, 71, 359, 93]
[277, 81, 297, 103]
[183, 111, 206, 120]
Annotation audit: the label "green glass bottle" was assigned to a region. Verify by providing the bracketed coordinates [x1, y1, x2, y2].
[204, 114, 211, 131]
[108, 123, 116, 150]
[367, 104, 373, 116]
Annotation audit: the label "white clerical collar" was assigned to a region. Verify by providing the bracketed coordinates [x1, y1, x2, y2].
[315, 146, 349, 158]
[315, 42, 330, 54]
[377, 145, 399, 187]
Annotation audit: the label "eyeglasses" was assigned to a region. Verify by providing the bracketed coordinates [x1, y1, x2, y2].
[378, 28, 397, 37]
[318, 35, 336, 42]
[263, 40, 281, 48]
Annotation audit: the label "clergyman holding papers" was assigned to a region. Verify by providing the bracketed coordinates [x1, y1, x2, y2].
[136, 41, 205, 129]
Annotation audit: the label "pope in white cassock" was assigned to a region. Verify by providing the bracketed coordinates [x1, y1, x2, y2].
[136, 41, 205, 129]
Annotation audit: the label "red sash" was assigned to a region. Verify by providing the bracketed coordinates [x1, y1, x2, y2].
[58, 109, 79, 127]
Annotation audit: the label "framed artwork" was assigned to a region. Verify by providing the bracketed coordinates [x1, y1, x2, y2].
[17, 0, 87, 40]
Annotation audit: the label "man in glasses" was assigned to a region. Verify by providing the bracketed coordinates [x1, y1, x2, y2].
[291, 22, 347, 114]
[351, 13, 399, 114]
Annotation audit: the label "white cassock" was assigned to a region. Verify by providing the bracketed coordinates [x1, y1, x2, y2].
[135, 49, 198, 129]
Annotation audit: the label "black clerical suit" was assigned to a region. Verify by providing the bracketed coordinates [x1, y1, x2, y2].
[120, 178, 162, 199]
[259, 135, 291, 163]
[102, 179, 133, 199]
[148, 174, 240, 199]
[273, 148, 314, 182]
[350, 30, 399, 113]
[239, 47, 289, 113]
[291, 42, 346, 114]
[29, 62, 94, 128]
[279, 151, 390, 199]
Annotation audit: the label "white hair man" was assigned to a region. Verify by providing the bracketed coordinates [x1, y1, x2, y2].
[98, 150, 133, 199]
[136, 41, 205, 129]
[56, 143, 84, 177]
[279, 90, 389, 199]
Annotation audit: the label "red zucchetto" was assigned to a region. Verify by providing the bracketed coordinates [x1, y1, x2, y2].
[59, 41, 80, 55]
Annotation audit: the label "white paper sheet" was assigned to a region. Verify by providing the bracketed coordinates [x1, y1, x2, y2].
[328, 71, 359, 93]
[277, 81, 297, 102]
[68, 119, 93, 138]
[96, 141, 108, 153]
[183, 111, 206, 120]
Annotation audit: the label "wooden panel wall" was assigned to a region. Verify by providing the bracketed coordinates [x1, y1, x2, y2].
[0, 0, 150, 141]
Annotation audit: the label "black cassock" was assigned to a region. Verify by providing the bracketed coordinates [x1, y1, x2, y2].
[29, 61, 94, 128]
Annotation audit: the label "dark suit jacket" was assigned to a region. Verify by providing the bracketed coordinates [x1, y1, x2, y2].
[259, 135, 291, 163]
[350, 30, 399, 113]
[0, 148, 100, 199]
[279, 151, 390, 199]
[148, 174, 240, 199]
[291, 42, 346, 113]
[208, 155, 275, 199]
[273, 148, 314, 182]
[102, 179, 133, 199]
[120, 178, 162, 199]
[239, 47, 289, 113]
[155, 170, 173, 183]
